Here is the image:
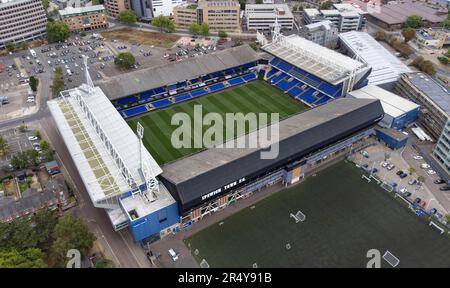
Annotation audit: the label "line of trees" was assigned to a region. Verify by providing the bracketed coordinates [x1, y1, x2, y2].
[117, 9, 137, 24]
[152, 15, 176, 33]
[51, 67, 64, 96]
[188, 22, 209, 36]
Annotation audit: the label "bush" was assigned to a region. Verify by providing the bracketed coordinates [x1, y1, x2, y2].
[411, 56, 436, 76]
[218, 31, 227, 38]
[374, 31, 387, 42]
[114, 52, 135, 69]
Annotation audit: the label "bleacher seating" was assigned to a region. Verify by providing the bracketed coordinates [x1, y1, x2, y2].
[298, 88, 317, 104]
[266, 68, 278, 79]
[151, 98, 172, 108]
[174, 93, 191, 103]
[270, 73, 286, 84]
[242, 73, 257, 81]
[117, 95, 138, 106]
[287, 86, 303, 98]
[140, 90, 155, 100]
[154, 87, 165, 94]
[191, 88, 208, 97]
[123, 105, 148, 118]
[314, 96, 331, 106]
[228, 77, 244, 86]
[209, 82, 225, 92]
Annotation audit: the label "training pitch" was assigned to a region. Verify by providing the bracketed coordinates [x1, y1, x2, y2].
[184, 161, 450, 268]
[128, 80, 304, 164]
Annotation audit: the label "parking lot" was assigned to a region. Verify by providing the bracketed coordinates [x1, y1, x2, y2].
[0, 127, 39, 168]
[353, 144, 448, 215]
[0, 83, 36, 121]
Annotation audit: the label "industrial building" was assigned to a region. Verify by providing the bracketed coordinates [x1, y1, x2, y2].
[59, 5, 108, 32]
[48, 63, 179, 242]
[301, 20, 338, 48]
[366, 1, 447, 31]
[394, 72, 450, 140]
[338, 31, 412, 89]
[375, 127, 408, 150]
[160, 98, 383, 220]
[348, 85, 419, 130]
[244, 4, 294, 31]
[173, 0, 240, 32]
[0, 0, 47, 49]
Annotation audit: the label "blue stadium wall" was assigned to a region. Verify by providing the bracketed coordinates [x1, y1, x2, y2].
[391, 108, 419, 130]
[128, 202, 179, 242]
[375, 128, 408, 150]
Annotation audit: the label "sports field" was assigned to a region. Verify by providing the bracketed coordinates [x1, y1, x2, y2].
[184, 161, 450, 268]
[128, 80, 304, 164]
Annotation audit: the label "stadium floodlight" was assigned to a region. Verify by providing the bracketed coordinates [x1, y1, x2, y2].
[82, 55, 94, 91]
[136, 122, 160, 199]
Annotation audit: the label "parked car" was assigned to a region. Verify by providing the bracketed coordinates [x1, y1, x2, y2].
[427, 170, 436, 175]
[414, 197, 421, 204]
[403, 191, 412, 198]
[408, 178, 417, 185]
[400, 187, 408, 194]
[434, 179, 446, 184]
[429, 208, 437, 215]
[419, 200, 427, 208]
[413, 155, 423, 160]
[387, 164, 395, 170]
[396, 170, 403, 176]
[439, 186, 450, 191]
[399, 172, 408, 179]
[420, 163, 430, 169]
[168, 249, 178, 261]
[381, 161, 388, 168]
[371, 168, 378, 173]
[28, 136, 38, 141]
[361, 150, 369, 158]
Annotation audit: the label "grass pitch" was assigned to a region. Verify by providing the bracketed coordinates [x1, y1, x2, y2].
[128, 80, 304, 164]
[184, 161, 450, 268]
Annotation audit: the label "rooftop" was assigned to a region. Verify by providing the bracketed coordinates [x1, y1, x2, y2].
[369, 2, 446, 25]
[339, 31, 411, 86]
[97, 45, 260, 100]
[59, 5, 105, 16]
[262, 34, 368, 84]
[404, 72, 450, 116]
[304, 20, 334, 30]
[48, 84, 162, 203]
[245, 3, 294, 18]
[348, 85, 419, 118]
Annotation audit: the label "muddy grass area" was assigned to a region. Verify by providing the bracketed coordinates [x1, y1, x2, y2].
[101, 29, 180, 48]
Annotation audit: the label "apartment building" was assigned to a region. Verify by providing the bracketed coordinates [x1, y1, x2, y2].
[303, 3, 365, 32]
[173, 0, 240, 32]
[244, 4, 294, 31]
[59, 5, 108, 32]
[434, 120, 450, 173]
[0, 0, 47, 49]
[104, 0, 129, 17]
[301, 20, 338, 48]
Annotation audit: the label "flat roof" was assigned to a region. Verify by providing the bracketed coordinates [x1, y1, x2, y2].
[97, 45, 260, 100]
[349, 85, 419, 118]
[59, 5, 105, 16]
[48, 85, 162, 203]
[304, 8, 321, 17]
[369, 2, 446, 25]
[339, 31, 411, 86]
[262, 34, 368, 84]
[375, 126, 409, 141]
[405, 72, 450, 116]
[304, 20, 334, 30]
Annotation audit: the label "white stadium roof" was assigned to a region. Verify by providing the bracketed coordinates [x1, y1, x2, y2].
[263, 34, 369, 84]
[348, 85, 419, 118]
[339, 31, 411, 86]
[48, 85, 162, 204]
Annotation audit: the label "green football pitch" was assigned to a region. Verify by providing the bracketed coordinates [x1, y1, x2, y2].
[127, 80, 304, 164]
[184, 161, 450, 268]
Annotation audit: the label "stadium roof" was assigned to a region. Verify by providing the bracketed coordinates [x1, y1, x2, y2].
[339, 31, 411, 86]
[160, 98, 383, 212]
[262, 35, 369, 84]
[369, 2, 446, 25]
[349, 85, 419, 118]
[48, 85, 162, 203]
[98, 45, 260, 100]
[405, 72, 450, 116]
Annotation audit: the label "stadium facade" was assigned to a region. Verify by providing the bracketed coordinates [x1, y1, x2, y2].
[51, 34, 389, 243]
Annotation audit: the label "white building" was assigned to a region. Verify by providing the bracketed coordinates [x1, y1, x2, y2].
[339, 31, 412, 89]
[303, 3, 366, 32]
[302, 20, 338, 48]
[0, 0, 47, 48]
[131, 0, 185, 19]
[245, 4, 294, 31]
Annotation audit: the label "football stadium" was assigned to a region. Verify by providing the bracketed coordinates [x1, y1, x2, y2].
[49, 30, 387, 245]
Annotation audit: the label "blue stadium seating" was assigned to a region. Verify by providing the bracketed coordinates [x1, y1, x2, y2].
[228, 77, 244, 86]
[266, 68, 278, 79]
[287, 86, 302, 98]
[242, 73, 257, 81]
[123, 105, 148, 117]
[314, 96, 330, 106]
[174, 93, 191, 103]
[209, 82, 225, 92]
[276, 80, 291, 91]
[151, 98, 172, 108]
[190, 78, 199, 84]
[191, 88, 208, 97]
[117, 95, 137, 105]
[211, 71, 223, 78]
[298, 88, 317, 104]
[140, 90, 155, 100]
[270, 58, 281, 67]
[154, 87, 165, 94]
[277, 60, 293, 73]
[168, 84, 178, 91]
[270, 73, 287, 84]
[176, 81, 186, 88]
[318, 82, 341, 96]
[202, 75, 211, 81]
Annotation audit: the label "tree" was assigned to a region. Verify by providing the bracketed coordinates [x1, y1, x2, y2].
[0, 248, 47, 268]
[10, 150, 38, 169]
[18, 124, 27, 133]
[408, 166, 416, 175]
[51, 214, 96, 264]
[189, 23, 200, 35]
[32, 210, 57, 249]
[320, 0, 333, 10]
[298, 5, 304, 11]
[374, 31, 387, 42]
[200, 22, 209, 36]
[51, 67, 64, 96]
[5, 42, 15, 52]
[0, 137, 9, 156]
[411, 56, 436, 75]
[438, 55, 449, 65]
[114, 52, 136, 69]
[95, 259, 114, 268]
[29, 76, 39, 92]
[402, 27, 416, 42]
[218, 31, 227, 38]
[151, 15, 175, 32]
[405, 15, 422, 28]
[417, 175, 425, 183]
[46, 21, 70, 43]
[41, 0, 49, 11]
[116, 9, 137, 24]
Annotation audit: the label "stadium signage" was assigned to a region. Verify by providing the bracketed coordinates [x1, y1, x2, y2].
[201, 177, 246, 201]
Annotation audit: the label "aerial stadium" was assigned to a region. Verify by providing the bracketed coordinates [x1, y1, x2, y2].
[49, 27, 383, 243]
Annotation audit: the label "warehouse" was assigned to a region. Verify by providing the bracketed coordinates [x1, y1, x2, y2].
[348, 85, 419, 130]
[159, 98, 384, 222]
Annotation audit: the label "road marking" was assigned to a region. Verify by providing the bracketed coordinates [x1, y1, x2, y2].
[119, 230, 146, 268]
